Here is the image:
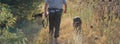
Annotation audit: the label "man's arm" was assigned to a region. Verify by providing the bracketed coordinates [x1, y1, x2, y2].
[44, 3, 48, 13]
[64, 3, 67, 13]
[63, 0, 67, 13]
[44, 3, 48, 16]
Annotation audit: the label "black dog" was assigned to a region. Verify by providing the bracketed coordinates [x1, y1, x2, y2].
[73, 16, 82, 32]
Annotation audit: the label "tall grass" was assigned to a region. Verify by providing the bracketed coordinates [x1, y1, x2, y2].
[36, 0, 120, 44]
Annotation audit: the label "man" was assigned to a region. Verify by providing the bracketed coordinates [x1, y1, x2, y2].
[44, 0, 67, 39]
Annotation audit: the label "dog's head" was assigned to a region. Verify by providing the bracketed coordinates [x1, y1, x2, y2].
[73, 16, 82, 28]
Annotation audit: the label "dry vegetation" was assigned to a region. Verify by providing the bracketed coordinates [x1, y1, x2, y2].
[36, 0, 120, 44]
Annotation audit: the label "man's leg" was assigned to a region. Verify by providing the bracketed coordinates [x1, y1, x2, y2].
[49, 12, 55, 36]
[54, 10, 63, 38]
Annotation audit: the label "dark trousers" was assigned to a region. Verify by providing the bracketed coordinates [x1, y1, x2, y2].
[48, 8, 63, 38]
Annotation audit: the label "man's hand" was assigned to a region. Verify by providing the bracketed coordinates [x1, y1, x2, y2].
[44, 12, 48, 17]
[64, 9, 67, 13]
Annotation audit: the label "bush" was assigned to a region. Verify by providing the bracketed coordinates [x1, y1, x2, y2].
[0, 28, 27, 44]
[0, 3, 27, 44]
[0, 0, 44, 44]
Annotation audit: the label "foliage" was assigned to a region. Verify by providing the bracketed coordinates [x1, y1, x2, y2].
[0, 3, 16, 27]
[0, 3, 27, 44]
[0, 0, 44, 44]
[0, 28, 27, 44]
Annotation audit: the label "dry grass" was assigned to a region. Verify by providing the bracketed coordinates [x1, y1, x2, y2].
[35, 0, 120, 44]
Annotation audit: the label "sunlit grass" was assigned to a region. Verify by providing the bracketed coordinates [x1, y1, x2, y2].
[36, 0, 120, 44]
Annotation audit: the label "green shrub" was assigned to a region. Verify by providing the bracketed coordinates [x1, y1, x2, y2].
[0, 28, 27, 44]
[0, 0, 44, 44]
[0, 3, 27, 44]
